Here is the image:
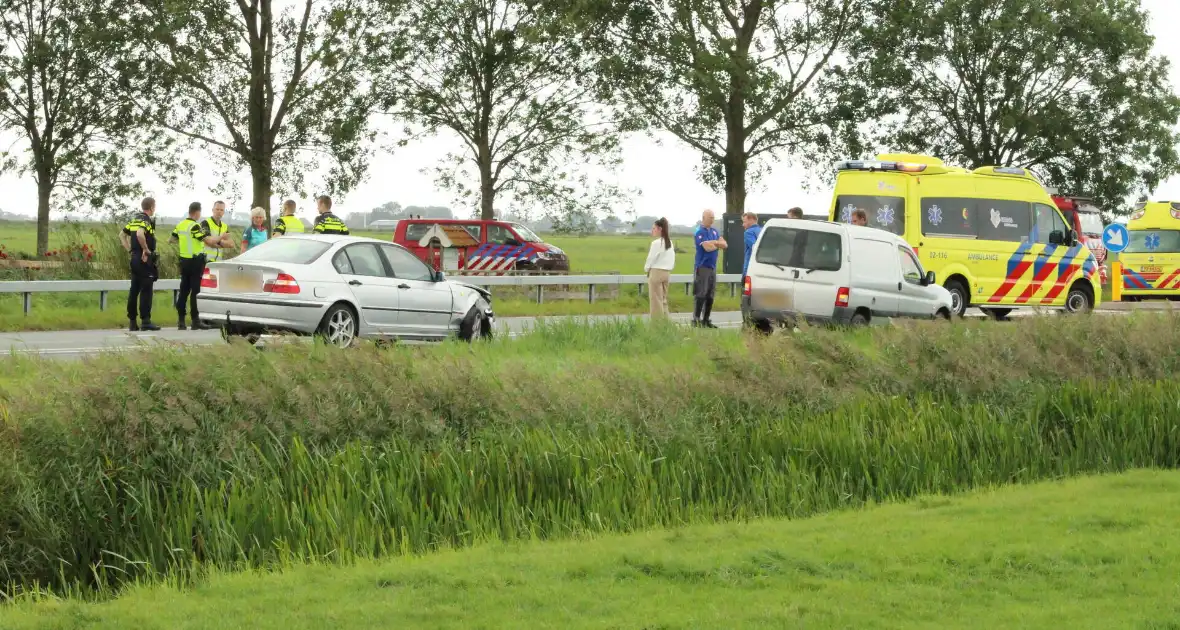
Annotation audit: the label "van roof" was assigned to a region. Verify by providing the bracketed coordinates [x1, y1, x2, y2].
[763, 217, 903, 239]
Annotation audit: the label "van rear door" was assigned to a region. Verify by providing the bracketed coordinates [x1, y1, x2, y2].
[793, 226, 849, 319]
[747, 224, 801, 315]
[848, 235, 900, 317]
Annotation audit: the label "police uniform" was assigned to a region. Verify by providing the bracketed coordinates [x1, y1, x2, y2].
[171, 217, 210, 329]
[123, 212, 159, 330]
[201, 217, 230, 262]
[313, 212, 349, 235]
[274, 215, 305, 235]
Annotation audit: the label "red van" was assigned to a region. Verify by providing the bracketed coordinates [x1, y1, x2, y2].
[391, 218, 570, 274]
[1051, 194, 1108, 284]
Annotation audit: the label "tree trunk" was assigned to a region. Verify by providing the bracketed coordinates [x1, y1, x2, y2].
[477, 138, 495, 220]
[250, 156, 273, 231]
[723, 108, 748, 217]
[35, 173, 52, 256]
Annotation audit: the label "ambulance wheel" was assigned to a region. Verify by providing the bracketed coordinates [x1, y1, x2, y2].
[944, 279, 969, 317]
[1065, 283, 1094, 314]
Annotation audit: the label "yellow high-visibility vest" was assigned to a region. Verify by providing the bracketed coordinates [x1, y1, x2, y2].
[277, 215, 304, 235]
[172, 218, 201, 259]
[203, 218, 229, 261]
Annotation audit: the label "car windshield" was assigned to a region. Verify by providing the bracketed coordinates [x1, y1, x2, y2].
[233, 238, 332, 264]
[510, 223, 543, 242]
[1124, 230, 1180, 254]
[1078, 213, 1103, 235]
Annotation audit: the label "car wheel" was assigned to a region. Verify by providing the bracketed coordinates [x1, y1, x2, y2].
[850, 311, 869, 326]
[317, 304, 358, 348]
[746, 318, 773, 335]
[459, 303, 491, 342]
[944, 279, 969, 317]
[1065, 284, 1094, 314]
[935, 308, 952, 321]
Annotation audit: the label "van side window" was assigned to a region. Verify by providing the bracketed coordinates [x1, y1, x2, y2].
[404, 223, 435, 243]
[754, 227, 799, 266]
[1034, 204, 1068, 244]
[834, 195, 905, 236]
[799, 231, 842, 272]
[976, 200, 1032, 243]
[898, 246, 923, 284]
[463, 225, 482, 241]
[920, 198, 977, 238]
[488, 224, 516, 245]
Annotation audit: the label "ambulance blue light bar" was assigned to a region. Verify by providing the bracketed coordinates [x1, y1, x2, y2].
[835, 160, 928, 173]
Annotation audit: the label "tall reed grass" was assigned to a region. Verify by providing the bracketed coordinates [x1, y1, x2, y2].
[2, 315, 1179, 597]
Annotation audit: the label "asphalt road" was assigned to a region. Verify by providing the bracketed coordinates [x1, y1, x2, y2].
[0, 311, 744, 359]
[0, 302, 1170, 360]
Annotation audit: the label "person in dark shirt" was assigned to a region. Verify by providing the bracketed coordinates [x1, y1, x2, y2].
[313, 195, 349, 234]
[692, 209, 727, 328]
[120, 197, 161, 331]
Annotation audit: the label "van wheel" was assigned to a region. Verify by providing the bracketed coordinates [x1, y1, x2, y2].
[1065, 284, 1094, 314]
[944, 279, 969, 317]
[850, 311, 870, 326]
[936, 308, 952, 321]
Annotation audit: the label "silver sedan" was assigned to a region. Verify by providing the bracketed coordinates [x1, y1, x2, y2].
[196, 235, 494, 346]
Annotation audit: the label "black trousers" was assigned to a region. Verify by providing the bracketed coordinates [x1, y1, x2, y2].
[176, 256, 205, 320]
[127, 256, 157, 322]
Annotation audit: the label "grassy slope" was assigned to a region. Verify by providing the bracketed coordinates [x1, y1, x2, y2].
[8, 469, 1180, 630]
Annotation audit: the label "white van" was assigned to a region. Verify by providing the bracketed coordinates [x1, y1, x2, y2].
[741, 219, 954, 329]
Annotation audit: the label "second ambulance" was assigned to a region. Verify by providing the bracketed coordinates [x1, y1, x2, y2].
[827, 153, 1101, 317]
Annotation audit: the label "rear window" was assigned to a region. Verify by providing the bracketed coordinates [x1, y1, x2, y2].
[1125, 230, 1180, 254]
[233, 238, 331, 264]
[835, 195, 905, 235]
[754, 227, 842, 272]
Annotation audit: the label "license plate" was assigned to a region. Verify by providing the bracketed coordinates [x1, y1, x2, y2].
[1141, 265, 1163, 274]
[755, 291, 793, 311]
[226, 272, 261, 292]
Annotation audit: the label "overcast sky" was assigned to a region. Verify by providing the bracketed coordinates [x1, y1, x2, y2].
[2, 0, 1179, 226]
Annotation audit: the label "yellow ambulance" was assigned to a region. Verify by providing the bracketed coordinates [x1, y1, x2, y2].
[827, 153, 1101, 317]
[1118, 201, 1180, 299]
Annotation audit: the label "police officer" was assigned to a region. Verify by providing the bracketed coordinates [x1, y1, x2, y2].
[201, 200, 235, 262]
[273, 199, 305, 236]
[121, 197, 161, 331]
[312, 195, 349, 234]
[170, 201, 212, 330]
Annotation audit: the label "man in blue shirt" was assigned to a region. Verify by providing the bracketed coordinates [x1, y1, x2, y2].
[693, 209, 726, 328]
[741, 212, 761, 278]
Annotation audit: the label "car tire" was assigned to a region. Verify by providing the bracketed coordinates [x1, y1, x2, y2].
[459, 303, 491, 342]
[850, 311, 869, 326]
[317, 303, 358, 348]
[1065, 284, 1094, 314]
[936, 308, 952, 321]
[944, 279, 969, 317]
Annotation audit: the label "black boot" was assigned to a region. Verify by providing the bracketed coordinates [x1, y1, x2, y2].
[140, 320, 161, 332]
[129, 319, 139, 332]
[691, 298, 704, 326]
[703, 298, 718, 328]
[191, 316, 210, 330]
[178, 315, 187, 331]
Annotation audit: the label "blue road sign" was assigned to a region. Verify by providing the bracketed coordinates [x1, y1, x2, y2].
[1102, 223, 1130, 254]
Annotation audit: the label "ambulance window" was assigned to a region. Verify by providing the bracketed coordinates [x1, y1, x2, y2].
[976, 200, 1032, 243]
[1034, 204, 1068, 244]
[834, 196, 905, 236]
[920, 198, 977, 238]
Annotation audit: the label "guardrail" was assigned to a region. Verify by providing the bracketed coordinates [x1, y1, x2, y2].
[0, 274, 744, 314]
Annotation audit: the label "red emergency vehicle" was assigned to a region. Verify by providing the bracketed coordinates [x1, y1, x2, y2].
[391, 218, 570, 274]
[1051, 193, 1108, 284]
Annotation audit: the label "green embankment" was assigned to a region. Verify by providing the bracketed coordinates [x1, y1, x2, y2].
[7, 470, 1180, 629]
[2, 315, 1179, 599]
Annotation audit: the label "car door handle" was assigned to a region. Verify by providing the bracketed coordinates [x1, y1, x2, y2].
[348, 280, 363, 286]
[397, 283, 410, 289]
[898, 282, 903, 291]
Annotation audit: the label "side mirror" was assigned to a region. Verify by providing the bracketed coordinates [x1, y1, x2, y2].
[923, 271, 936, 286]
[1049, 229, 1065, 245]
[434, 270, 446, 282]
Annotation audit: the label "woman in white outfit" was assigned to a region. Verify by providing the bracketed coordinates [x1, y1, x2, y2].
[643, 217, 676, 319]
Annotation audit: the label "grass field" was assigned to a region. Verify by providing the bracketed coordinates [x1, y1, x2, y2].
[4, 315, 1180, 599]
[8, 469, 1180, 629]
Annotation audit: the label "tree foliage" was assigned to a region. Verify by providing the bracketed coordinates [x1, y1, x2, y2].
[580, 0, 864, 216]
[0, 0, 156, 254]
[125, 0, 389, 223]
[382, 0, 628, 221]
[854, 0, 1180, 212]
